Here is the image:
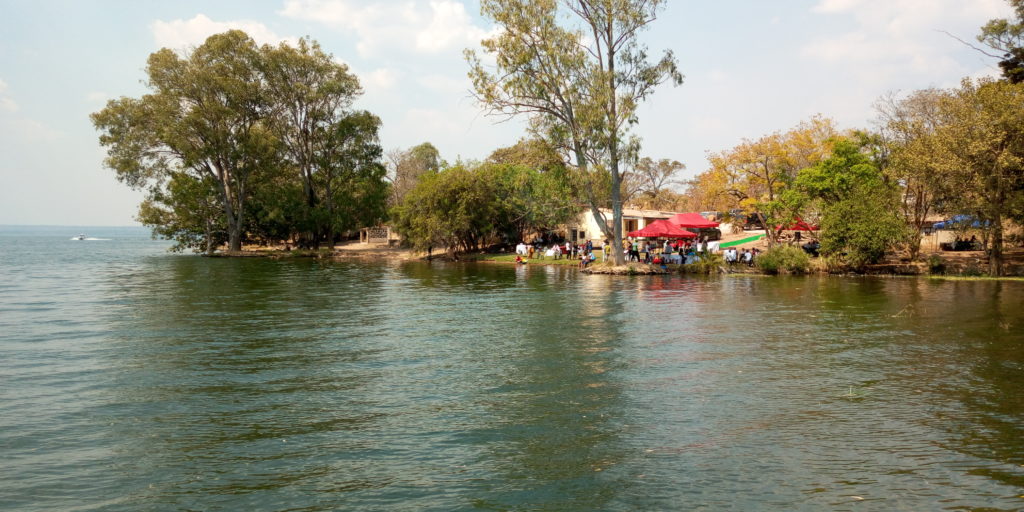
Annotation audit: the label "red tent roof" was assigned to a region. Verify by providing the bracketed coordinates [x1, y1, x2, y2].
[628, 219, 697, 238]
[668, 212, 720, 228]
[775, 217, 819, 231]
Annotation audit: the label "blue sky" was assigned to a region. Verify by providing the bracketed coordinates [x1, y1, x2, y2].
[0, 0, 1012, 225]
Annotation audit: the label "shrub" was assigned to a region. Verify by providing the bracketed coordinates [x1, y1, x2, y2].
[927, 254, 946, 275]
[757, 245, 811, 274]
[818, 184, 909, 269]
[684, 253, 725, 274]
[811, 254, 847, 274]
[961, 263, 984, 277]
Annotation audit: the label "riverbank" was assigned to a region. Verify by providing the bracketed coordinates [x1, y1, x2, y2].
[465, 248, 1024, 278]
[219, 241, 1024, 277]
[222, 241, 422, 261]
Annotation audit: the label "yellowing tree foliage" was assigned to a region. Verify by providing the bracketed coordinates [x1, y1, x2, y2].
[692, 116, 838, 243]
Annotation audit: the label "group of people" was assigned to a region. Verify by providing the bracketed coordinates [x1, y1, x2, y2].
[622, 237, 717, 265]
[515, 239, 598, 268]
[514, 236, 760, 269]
[515, 239, 594, 259]
[723, 247, 758, 267]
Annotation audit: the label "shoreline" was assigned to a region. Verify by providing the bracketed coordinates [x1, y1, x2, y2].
[211, 245, 1024, 279]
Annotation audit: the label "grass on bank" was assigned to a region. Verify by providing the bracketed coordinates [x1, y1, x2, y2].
[470, 252, 736, 274]
[467, 250, 1024, 279]
[927, 275, 1024, 282]
[468, 253, 583, 266]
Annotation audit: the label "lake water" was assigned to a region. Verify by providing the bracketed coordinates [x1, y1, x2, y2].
[1, 226, 1023, 511]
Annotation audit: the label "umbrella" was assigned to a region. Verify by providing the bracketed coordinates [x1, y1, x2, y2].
[668, 212, 720, 228]
[776, 217, 819, 231]
[628, 219, 697, 238]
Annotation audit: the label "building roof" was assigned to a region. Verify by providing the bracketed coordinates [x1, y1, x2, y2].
[597, 207, 679, 219]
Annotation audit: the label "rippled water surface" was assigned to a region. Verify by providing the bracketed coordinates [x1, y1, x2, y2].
[2, 226, 1023, 511]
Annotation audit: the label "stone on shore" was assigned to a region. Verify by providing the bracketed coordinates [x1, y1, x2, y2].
[581, 263, 669, 275]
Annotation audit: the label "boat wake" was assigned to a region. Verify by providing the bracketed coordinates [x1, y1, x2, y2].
[69, 237, 111, 241]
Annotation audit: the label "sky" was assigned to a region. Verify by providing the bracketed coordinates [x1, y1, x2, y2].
[0, 0, 1013, 226]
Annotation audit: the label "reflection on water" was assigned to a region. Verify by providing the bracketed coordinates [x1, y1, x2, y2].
[1, 239, 1023, 511]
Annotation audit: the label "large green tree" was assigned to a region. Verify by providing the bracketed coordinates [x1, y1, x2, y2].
[392, 164, 498, 258]
[876, 89, 945, 259]
[93, 31, 389, 252]
[794, 137, 908, 268]
[467, 0, 682, 265]
[392, 160, 580, 257]
[702, 116, 837, 245]
[137, 173, 227, 254]
[92, 31, 275, 252]
[262, 37, 385, 248]
[924, 79, 1024, 275]
[978, 0, 1024, 83]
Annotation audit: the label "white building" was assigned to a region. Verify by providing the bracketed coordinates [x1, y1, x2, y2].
[565, 208, 680, 246]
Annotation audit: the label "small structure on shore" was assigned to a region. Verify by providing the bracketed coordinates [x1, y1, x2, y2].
[359, 226, 399, 246]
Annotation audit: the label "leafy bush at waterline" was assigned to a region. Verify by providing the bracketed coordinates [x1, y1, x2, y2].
[928, 254, 946, 275]
[757, 245, 811, 274]
[682, 253, 725, 274]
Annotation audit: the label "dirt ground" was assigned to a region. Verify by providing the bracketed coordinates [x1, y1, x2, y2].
[331, 240, 421, 260]
[917, 246, 1024, 275]
[717, 228, 1024, 275]
[236, 240, 423, 261]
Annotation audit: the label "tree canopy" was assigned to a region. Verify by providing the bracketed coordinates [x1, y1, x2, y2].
[467, 0, 682, 265]
[695, 116, 837, 244]
[92, 31, 389, 252]
[794, 137, 908, 268]
[392, 159, 580, 258]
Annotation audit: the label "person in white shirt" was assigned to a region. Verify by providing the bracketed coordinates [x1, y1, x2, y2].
[725, 248, 737, 264]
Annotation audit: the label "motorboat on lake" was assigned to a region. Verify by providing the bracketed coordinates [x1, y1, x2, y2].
[72, 234, 86, 240]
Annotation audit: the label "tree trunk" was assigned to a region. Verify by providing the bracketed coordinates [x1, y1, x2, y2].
[221, 189, 243, 252]
[987, 158, 1005, 277]
[574, 146, 620, 264]
[990, 213, 1004, 277]
[607, 23, 625, 267]
[212, 163, 244, 252]
[756, 212, 773, 247]
[205, 218, 215, 256]
[303, 167, 320, 250]
[610, 163, 625, 266]
[227, 216, 242, 252]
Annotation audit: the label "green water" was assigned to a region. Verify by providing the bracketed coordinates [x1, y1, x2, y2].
[1, 227, 1023, 511]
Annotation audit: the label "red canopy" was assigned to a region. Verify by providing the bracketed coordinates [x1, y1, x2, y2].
[668, 212, 720, 228]
[776, 217, 819, 231]
[628, 219, 697, 238]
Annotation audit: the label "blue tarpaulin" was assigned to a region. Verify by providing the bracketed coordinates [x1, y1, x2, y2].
[933, 215, 987, 230]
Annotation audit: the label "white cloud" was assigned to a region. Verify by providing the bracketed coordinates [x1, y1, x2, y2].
[360, 68, 400, 90]
[403, 107, 465, 136]
[812, 0, 864, 13]
[85, 91, 108, 104]
[150, 14, 296, 49]
[801, 0, 1012, 84]
[0, 117, 60, 142]
[417, 73, 468, 93]
[0, 79, 17, 113]
[414, 1, 492, 53]
[279, 0, 495, 57]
